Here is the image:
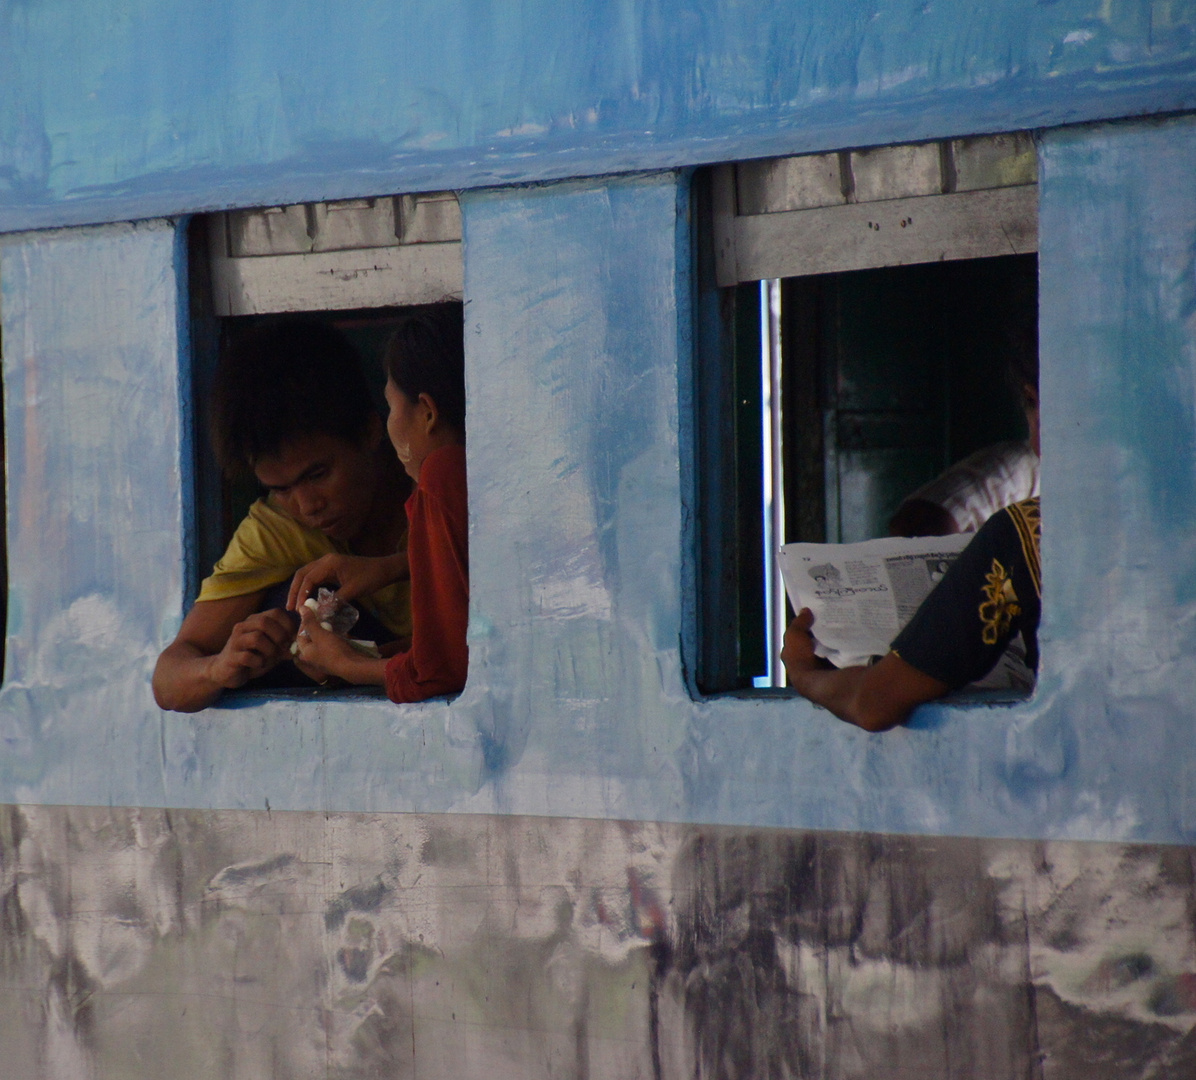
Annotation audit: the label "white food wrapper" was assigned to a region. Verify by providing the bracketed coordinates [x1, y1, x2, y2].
[291, 588, 366, 659]
[306, 588, 359, 636]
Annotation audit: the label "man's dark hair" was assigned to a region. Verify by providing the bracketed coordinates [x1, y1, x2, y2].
[384, 303, 466, 432]
[211, 320, 376, 476]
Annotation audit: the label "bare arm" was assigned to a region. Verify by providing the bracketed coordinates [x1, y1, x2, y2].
[780, 610, 949, 732]
[152, 593, 297, 713]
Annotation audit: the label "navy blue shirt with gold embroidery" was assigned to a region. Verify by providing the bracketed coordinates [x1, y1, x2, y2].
[891, 498, 1041, 689]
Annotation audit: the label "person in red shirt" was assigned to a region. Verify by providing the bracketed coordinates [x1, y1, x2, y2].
[290, 306, 468, 702]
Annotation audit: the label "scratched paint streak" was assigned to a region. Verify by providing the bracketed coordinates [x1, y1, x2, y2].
[3, 806, 1196, 1078]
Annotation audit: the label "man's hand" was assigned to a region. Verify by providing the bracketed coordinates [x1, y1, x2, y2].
[154, 592, 296, 713]
[780, 608, 823, 678]
[205, 608, 297, 690]
[287, 551, 409, 611]
[292, 608, 387, 687]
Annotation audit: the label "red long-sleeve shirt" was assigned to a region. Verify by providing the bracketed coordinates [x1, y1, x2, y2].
[384, 444, 469, 702]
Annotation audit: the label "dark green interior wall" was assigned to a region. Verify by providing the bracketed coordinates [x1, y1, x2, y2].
[789, 253, 1036, 544]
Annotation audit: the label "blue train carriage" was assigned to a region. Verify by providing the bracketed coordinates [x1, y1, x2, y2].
[0, 3, 1195, 1076]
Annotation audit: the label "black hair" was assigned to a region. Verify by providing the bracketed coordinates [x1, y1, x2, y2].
[383, 303, 466, 433]
[210, 319, 376, 476]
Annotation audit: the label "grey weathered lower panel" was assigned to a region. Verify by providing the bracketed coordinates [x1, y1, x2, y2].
[1, 805, 1194, 1079]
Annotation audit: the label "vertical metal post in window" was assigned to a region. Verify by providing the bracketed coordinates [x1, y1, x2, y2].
[760, 279, 787, 687]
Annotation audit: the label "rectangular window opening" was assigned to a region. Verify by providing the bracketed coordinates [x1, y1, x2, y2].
[694, 135, 1040, 700]
[183, 196, 465, 706]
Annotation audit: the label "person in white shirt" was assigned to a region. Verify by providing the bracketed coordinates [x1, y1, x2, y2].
[889, 332, 1040, 538]
[889, 437, 1038, 536]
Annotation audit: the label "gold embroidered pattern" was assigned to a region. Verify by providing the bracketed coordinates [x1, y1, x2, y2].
[1006, 497, 1042, 597]
[979, 558, 1021, 645]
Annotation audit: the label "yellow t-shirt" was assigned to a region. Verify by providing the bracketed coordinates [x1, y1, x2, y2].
[196, 497, 412, 639]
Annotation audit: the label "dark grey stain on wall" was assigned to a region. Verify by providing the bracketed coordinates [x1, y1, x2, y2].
[2, 805, 1195, 1078]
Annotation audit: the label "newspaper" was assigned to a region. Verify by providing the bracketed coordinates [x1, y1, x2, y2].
[778, 535, 969, 667]
[778, 534, 1034, 691]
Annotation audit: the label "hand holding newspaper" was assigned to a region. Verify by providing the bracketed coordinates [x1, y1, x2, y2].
[778, 535, 972, 668]
[777, 533, 1035, 691]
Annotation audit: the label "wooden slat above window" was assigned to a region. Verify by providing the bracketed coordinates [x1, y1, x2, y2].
[206, 192, 463, 315]
[713, 133, 1037, 285]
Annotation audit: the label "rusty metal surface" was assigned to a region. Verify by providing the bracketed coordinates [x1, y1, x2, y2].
[3, 804, 1196, 1079]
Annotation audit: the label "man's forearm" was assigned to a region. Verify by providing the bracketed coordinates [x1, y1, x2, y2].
[789, 653, 950, 732]
[788, 664, 887, 731]
[782, 612, 951, 732]
[152, 644, 226, 713]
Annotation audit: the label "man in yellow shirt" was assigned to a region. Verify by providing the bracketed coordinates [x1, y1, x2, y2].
[153, 321, 412, 712]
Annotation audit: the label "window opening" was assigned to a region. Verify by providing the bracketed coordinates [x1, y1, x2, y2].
[696, 134, 1039, 695]
[197, 307, 441, 584]
[183, 195, 464, 704]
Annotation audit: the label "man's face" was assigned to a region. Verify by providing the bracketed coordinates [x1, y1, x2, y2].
[253, 431, 381, 544]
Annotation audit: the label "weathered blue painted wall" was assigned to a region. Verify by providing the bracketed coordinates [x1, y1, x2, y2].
[0, 221, 187, 804]
[0, 0, 1193, 231]
[1, 3, 1195, 842]
[3, 116, 1196, 844]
